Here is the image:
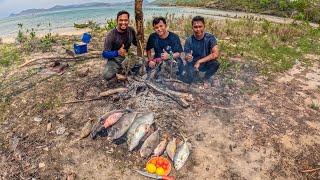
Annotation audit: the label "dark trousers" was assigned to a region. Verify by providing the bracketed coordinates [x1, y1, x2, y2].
[178, 60, 220, 83]
[103, 57, 141, 81]
[146, 58, 182, 80]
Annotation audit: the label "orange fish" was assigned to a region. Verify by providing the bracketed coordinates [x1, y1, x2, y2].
[103, 112, 124, 128]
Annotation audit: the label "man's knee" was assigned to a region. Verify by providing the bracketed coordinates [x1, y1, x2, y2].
[103, 70, 116, 81]
[103, 61, 119, 81]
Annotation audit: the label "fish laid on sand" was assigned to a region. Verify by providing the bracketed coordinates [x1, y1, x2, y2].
[79, 120, 93, 139]
[128, 123, 150, 151]
[127, 112, 154, 151]
[90, 109, 129, 139]
[153, 138, 168, 156]
[103, 112, 124, 128]
[173, 137, 190, 170]
[140, 130, 160, 158]
[108, 112, 138, 140]
[166, 137, 177, 161]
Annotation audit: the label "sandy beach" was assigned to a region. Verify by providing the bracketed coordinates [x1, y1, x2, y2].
[1, 27, 90, 43]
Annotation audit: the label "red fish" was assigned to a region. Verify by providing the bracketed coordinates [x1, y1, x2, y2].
[103, 112, 124, 128]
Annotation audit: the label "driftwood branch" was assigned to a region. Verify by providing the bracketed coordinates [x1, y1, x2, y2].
[145, 81, 190, 108]
[301, 167, 320, 173]
[19, 54, 100, 68]
[63, 88, 128, 104]
[62, 97, 103, 104]
[166, 89, 194, 102]
[99, 88, 128, 97]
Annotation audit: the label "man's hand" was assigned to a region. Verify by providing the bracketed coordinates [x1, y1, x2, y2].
[161, 49, 169, 61]
[185, 50, 193, 62]
[194, 61, 201, 71]
[118, 44, 127, 57]
[149, 61, 156, 68]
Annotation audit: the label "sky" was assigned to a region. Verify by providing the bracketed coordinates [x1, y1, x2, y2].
[0, 0, 135, 18]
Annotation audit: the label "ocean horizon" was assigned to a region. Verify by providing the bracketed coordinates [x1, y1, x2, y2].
[0, 4, 296, 42]
[0, 5, 206, 40]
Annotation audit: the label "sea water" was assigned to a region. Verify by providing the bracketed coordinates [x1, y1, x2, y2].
[0, 5, 203, 39]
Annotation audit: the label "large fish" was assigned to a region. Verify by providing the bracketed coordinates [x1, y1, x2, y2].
[90, 109, 129, 139]
[153, 138, 168, 156]
[166, 137, 177, 161]
[140, 130, 160, 158]
[108, 112, 138, 140]
[173, 138, 190, 170]
[128, 123, 150, 151]
[127, 112, 154, 151]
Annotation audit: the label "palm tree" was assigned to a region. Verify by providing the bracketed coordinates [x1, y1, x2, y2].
[135, 0, 144, 57]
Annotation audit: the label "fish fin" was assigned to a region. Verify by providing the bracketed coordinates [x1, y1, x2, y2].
[180, 133, 192, 143]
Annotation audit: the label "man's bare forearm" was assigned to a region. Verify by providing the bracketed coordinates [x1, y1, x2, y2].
[146, 50, 152, 61]
[198, 46, 219, 64]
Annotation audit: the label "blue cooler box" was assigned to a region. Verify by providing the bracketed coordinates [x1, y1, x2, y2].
[74, 33, 92, 54]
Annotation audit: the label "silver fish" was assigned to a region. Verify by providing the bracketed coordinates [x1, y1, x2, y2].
[90, 109, 129, 139]
[127, 112, 154, 151]
[140, 130, 159, 158]
[166, 137, 177, 161]
[108, 112, 138, 140]
[128, 123, 150, 151]
[153, 138, 168, 156]
[173, 138, 190, 170]
[128, 112, 154, 135]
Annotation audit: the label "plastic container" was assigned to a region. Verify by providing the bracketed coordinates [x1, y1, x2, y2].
[74, 42, 88, 54]
[146, 156, 172, 176]
[74, 33, 91, 54]
[81, 33, 92, 44]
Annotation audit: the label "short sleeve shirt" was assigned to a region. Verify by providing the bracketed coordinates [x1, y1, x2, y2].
[184, 32, 217, 61]
[146, 31, 183, 58]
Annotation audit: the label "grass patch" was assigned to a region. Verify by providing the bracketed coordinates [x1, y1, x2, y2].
[310, 101, 319, 110]
[160, 17, 320, 76]
[0, 44, 21, 67]
[0, 96, 11, 123]
[240, 85, 259, 95]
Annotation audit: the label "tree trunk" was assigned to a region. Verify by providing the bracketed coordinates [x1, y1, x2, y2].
[135, 0, 144, 57]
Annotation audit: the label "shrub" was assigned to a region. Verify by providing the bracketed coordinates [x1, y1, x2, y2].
[0, 45, 20, 67]
[40, 33, 55, 52]
[105, 19, 117, 31]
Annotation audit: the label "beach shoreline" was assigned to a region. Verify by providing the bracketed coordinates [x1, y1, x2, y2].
[1, 27, 90, 44]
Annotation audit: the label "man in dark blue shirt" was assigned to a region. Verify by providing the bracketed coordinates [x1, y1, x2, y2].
[146, 17, 183, 79]
[183, 16, 220, 84]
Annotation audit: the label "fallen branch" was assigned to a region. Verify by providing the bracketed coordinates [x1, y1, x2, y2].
[301, 167, 320, 173]
[19, 57, 75, 68]
[210, 105, 244, 110]
[145, 81, 190, 108]
[99, 88, 128, 97]
[63, 88, 128, 104]
[166, 89, 194, 102]
[163, 79, 185, 84]
[19, 54, 100, 68]
[62, 97, 103, 104]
